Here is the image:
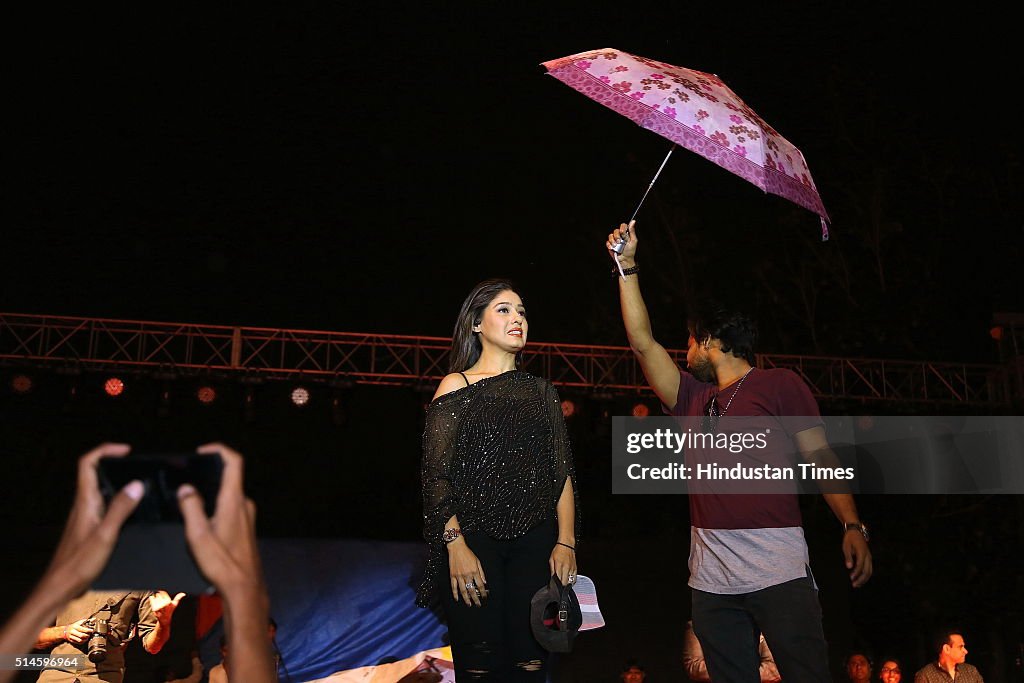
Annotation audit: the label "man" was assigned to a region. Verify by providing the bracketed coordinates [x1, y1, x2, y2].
[844, 651, 873, 683]
[621, 659, 646, 683]
[606, 222, 872, 683]
[34, 589, 183, 683]
[914, 630, 984, 683]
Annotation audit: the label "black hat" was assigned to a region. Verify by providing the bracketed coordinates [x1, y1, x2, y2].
[530, 575, 582, 653]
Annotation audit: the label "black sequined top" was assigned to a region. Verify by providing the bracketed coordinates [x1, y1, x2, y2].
[416, 370, 580, 607]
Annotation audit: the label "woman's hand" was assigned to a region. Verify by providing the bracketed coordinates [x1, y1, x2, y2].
[549, 543, 577, 586]
[447, 539, 488, 606]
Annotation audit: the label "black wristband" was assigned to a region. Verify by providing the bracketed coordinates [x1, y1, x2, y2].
[612, 264, 639, 277]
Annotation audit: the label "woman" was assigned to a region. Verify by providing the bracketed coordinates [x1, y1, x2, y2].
[416, 279, 580, 681]
[877, 658, 902, 683]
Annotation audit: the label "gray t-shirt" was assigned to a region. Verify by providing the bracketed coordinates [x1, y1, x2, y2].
[689, 526, 811, 594]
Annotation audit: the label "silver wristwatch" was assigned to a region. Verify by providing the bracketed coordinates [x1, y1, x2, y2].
[843, 521, 869, 542]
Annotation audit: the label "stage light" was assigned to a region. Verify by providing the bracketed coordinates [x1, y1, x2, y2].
[632, 403, 651, 418]
[560, 399, 576, 418]
[11, 374, 33, 394]
[197, 386, 217, 404]
[291, 386, 311, 407]
[104, 377, 125, 397]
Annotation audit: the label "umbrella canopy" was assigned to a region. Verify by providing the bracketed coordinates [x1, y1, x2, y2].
[543, 48, 830, 239]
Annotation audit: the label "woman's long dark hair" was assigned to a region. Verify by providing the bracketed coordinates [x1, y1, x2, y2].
[448, 279, 523, 373]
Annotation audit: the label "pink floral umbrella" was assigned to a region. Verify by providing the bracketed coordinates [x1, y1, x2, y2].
[542, 48, 830, 242]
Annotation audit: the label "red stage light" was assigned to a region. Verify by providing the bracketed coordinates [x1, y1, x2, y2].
[11, 374, 33, 394]
[632, 403, 650, 418]
[560, 399, 576, 418]
[104, 377, 125, 397]
[197, 386, 217, 404]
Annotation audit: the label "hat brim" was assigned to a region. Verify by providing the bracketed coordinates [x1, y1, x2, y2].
[572, 574, 605, 631]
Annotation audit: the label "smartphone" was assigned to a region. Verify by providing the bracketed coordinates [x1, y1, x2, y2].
[93, 453, 224, 593]
[97, 453, 223, 523]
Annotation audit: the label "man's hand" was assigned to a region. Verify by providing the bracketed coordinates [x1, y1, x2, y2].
[48, 443, 144, 598]
[149, 590, 186, 624]
[606, 220, 638, 267]
[843, 530, 873, 588]
[178, 444, 265, 598]
[177, 443, 275, 683]
[63, 618, 92, 645]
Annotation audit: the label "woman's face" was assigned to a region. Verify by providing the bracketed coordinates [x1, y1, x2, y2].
[879, 660, 901, 683]
[474, 289, 527, 354]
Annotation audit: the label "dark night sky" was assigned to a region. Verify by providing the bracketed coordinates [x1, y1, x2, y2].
[8, 4, 1021, 361]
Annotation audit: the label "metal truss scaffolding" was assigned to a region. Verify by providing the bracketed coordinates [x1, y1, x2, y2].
[0, 313, 1013, 406]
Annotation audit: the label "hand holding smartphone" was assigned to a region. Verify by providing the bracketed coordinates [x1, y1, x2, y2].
[93, 452, 225, 592]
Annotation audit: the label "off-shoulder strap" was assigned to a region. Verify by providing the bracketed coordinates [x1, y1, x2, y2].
[458, 372, 470, 386]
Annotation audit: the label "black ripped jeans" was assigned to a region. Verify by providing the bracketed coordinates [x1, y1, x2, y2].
[442, 518, 554, 681]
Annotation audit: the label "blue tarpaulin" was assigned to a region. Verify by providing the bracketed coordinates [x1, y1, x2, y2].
[199, 537, 448, 682]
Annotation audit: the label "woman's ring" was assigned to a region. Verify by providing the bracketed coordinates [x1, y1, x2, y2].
[466, 580, 477, 590]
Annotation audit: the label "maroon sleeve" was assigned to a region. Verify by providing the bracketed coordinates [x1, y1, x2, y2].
[664, 370, 705, 416]
[776, 370, 823, 435]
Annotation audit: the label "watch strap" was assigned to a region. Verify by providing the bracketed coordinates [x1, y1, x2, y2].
[843, 522, 869, 541]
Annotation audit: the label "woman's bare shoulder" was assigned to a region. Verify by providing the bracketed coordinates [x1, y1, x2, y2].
[433, 373, 469, 401]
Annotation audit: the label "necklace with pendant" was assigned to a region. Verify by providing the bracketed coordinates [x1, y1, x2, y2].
[705, 367, 755, 433]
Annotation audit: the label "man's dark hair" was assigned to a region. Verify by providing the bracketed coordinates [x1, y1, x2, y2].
[688, 302, 758, 364]
[844, 649, 873, 665]
[933, 627, 963, 655]
[622, 657, 645, 672]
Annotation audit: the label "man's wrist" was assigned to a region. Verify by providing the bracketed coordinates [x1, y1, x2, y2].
[843, 521, 869, 541]
[218, 579, 270, 611]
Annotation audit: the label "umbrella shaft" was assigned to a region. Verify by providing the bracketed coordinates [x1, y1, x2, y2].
[628, 144, 676, 223]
